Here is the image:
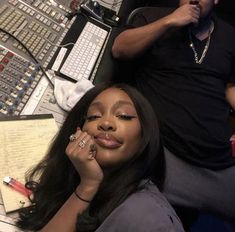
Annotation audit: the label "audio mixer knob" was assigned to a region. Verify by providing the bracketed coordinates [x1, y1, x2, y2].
[14, 98, 20, 106]
[28, 76, 34, 84]
[23, 83, 29, 90]
[8, 105, 14, 114]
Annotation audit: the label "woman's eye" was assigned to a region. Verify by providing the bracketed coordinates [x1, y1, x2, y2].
[117, 115, 136, 120]
[86, 115, 101, 121]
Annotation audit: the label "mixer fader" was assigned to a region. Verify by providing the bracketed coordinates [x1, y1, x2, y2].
[0, 45, 40, 115]
[0, 45, 67, 125]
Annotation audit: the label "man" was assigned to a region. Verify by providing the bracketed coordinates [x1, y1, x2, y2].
[112, 0, 235, 228]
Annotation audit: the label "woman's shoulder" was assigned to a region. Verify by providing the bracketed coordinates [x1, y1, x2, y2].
[95, 180, 185, 232]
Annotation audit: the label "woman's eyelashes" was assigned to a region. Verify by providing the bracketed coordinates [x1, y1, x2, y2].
[86, 113, 137, 121]
[86, 114, 101, 121]
[116, 114, 137, 120]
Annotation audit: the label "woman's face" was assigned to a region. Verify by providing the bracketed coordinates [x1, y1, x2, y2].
[82, 88, 142, 168]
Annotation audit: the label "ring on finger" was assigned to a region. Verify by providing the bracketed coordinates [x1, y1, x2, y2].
[78, 139, 86, 148]
[69, 134, 77, 142]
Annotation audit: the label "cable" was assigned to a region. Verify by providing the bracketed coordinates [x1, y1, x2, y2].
[48, 41, 75, 48]
[0, 27, 54, 87]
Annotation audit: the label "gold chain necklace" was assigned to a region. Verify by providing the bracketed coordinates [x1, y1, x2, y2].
[188, 22, 214, 64]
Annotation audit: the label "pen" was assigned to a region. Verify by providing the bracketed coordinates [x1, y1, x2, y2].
[3, 176, 32, 197]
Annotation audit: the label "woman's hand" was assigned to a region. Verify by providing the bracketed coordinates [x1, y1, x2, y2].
[40, 129, 103, 232]
[66, 128, 104, 192]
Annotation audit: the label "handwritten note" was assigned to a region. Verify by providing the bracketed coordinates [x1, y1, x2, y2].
[0, 115, 58, 213]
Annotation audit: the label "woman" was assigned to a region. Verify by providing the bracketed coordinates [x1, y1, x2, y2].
[17, 83, 184, 232]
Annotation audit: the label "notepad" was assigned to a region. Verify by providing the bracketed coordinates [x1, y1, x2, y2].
[0, 114, 58, 213]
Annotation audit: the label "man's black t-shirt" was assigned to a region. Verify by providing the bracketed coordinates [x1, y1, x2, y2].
[131, 16, 235, 169]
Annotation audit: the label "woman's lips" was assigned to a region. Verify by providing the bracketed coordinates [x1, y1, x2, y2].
[94, 133, 122, 149]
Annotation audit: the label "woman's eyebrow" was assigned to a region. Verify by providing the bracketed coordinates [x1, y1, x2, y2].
[112, 100, 134, 110]
[89, 101, 103, 108]
[89, 100, 134, 109]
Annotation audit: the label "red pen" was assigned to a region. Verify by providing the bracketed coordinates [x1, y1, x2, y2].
[3, 176, 32, 197]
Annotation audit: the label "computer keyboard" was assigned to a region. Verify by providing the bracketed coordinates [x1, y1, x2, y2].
[60, 21, 108, 82]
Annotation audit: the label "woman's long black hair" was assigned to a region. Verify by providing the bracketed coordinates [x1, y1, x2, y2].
[17, 83, 165, 231]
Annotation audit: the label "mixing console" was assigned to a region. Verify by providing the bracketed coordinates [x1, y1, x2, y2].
[0, 0, 76, 125]
[0, 0, 74, 68]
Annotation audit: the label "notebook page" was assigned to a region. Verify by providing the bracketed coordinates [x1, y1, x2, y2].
[0, 115, 58, 213]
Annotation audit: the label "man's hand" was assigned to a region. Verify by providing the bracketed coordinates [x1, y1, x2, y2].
[165, 3, 200, 28]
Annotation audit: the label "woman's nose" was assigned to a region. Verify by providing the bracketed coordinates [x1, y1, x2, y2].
[98, 118, 116, 131]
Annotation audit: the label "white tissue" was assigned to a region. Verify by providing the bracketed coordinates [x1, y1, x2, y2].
[54, 75, 94, 111]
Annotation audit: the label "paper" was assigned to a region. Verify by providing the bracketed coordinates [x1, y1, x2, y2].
[0, 114, 58, 213]
[0, 214, 23, 232]
[0, 194, 24, 231]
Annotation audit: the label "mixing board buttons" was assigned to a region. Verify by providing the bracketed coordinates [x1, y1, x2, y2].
[49, 33, 57, 42]
[2, 35, 10, 42]
[16, 102, 24, 112]
[32, 0, 66, 25]
[0, 5, 8, 15]
[6, 51, 13, 58]
[0, 1, 72, 122]
[0, 64, 4, 71]
[0, 106, 8, 115]
[1, 0, 71, 66]
[8, 0, 18, 5]
[0, 46, 43, 115]
[33, 0, 40, 8]
[2, 58, 9, 65]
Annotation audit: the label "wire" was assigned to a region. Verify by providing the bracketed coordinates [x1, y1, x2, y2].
[49, 41, 75, 48]
[0, 27, 54, 87]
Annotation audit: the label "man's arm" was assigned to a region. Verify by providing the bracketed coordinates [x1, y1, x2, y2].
[112, 3, 200, 60]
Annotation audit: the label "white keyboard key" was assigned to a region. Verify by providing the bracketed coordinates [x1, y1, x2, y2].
[60, 21, 108, 82]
